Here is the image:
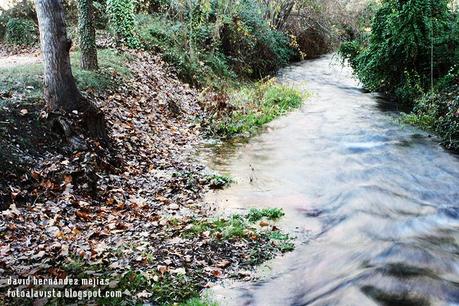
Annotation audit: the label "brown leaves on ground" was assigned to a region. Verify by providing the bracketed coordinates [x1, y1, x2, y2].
[0, 51, 283, 304]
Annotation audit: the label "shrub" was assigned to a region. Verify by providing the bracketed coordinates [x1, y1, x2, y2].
[4, 18, 37, 46]
[137, 13, 234, 86]
[0, 0, 36, 40]
[136, 0, 294, 86]
[106, 0, 141, 48]
[220, 0, 293, 77]
[339, 0, 458, 150]
[411, 82, 459, 151]
[339, 0, 457, 105]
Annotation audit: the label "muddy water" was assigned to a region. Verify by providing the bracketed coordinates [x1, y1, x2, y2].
[202, 55, 459, 306]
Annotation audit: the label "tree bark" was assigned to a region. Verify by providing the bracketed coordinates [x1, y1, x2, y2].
[77, 0, 98, 70]
[34, 0, 106, 139]
[35, 0, 83, 112]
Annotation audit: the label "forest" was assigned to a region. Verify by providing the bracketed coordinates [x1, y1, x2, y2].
[0, 0, 458, 305]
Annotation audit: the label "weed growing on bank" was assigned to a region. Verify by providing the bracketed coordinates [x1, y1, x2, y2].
[247, 208, 285, 222]
[213, 79, 306, 137]
[206, 174, 233, 189]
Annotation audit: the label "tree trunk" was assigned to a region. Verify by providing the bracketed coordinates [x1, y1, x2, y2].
[35, 0, 106, 139]
[35, 0, 83, 112]
[77, 0, 98, 70]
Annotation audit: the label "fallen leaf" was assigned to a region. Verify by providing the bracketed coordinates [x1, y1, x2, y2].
[216, 260, 231, 269]
[259, 220, 269, 227]
[75, 210, 92, 221]
[171, 267, 186, 275]
[157, 265, 168, 275]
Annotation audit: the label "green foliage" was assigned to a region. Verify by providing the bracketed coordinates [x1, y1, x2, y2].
[4, 18, 37, 46]
[106, 0, 141, 48]
[98, 271, 200, 305]
[339, 0, 459, 150]
[265, 228, 295, 252]
[136, 0, 293, 86]
[93, 0, 109, 29]
[185, 215, 247, 239]
[247, 208, 285, 222]
[401, 113, 436, 130]
[410, 82, 459, 150]
[72, 49, 132, 90]
[137, 13, 235, 86]
[339, 0, 457, 105]
[0, 0, 36, 39]
[215, 80, 305, 136]
[184, 208, 290, 241]
[180, 297, 218, 306]
[206, 173, 233, 189]
[219, 0, 294, 77]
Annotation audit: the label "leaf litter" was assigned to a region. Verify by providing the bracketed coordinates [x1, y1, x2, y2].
[0, 51, 293, 305]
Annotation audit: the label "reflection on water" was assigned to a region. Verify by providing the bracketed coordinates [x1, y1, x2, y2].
[201, 55, 459, 306]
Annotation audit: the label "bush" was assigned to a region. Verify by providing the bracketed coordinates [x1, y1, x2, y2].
[136, 0, 293, 86]
[4, 18, 37, 46]
[220, 0, 293, 77]
[106, 0, 141, 48]
[410, 82, 459, 151]
[137, 14, 233, 86]
[0, 0, 36, 39]
[339, 0, 457, 105]
[339, 0, 458, 150]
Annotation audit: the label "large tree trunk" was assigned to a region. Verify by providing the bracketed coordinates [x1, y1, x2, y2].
[34, 0, 106, 139]
[77, 0, 98, 70]
[35, 0, 83, 112]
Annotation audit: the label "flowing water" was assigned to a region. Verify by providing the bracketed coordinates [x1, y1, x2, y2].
[202, 55, 459, 306]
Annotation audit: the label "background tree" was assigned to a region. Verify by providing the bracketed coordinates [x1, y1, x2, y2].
[77, 0, 98, 70]
[34, 0, 106, 138]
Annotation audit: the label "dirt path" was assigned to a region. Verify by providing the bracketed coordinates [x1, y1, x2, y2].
[0, 53, 42, 68]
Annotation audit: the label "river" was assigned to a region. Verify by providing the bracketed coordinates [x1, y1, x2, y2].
[202, 55, 459, 306]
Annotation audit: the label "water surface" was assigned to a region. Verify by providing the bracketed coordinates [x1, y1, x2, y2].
[203, 55, 459, 306]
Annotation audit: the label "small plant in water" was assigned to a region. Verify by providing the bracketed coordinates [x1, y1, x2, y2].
[206, 174, 233, 189]
[247, 208, 285, 222]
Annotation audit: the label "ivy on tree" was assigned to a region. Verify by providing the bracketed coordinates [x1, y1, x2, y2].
[77, 0, 98, 70]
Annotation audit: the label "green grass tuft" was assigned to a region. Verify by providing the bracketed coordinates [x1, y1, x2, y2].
[246, 208, 285, 222]
[206, 174, 233, 189]
[184, 214, 247, 239]
[400, 113, 436, 131]
[215, 79, 306, 137]
[180, 297, 219, 306]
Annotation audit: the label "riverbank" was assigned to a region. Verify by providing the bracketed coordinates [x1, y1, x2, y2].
[0, 48, 300, 305]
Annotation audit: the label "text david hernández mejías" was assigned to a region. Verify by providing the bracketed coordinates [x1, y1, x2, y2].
[6, 276, 122, 300]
